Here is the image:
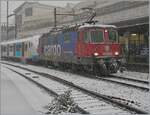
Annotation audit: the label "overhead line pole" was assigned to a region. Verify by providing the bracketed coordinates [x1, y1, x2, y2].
[7, 1, 9, 40]
[54, 8, 76, 28]
[54, 8, 57, 28]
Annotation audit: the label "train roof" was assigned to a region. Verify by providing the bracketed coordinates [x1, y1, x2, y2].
[0, 35, 41, 45]
[78, 24, 116, 29]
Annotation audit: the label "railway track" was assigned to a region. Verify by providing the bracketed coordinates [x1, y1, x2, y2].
[109, 74, 149, 84]
[46, 64, 149, 91]
[75, 71, 149, 91]
[1, 61, 149, 92]
[94, 74, 149, 91]
[2, 62, 148, 114]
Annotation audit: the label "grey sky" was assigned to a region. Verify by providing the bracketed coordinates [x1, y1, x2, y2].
[1, 1, 81, 24]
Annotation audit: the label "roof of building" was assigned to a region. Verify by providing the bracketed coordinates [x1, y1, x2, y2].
[13, 2, 63, 13]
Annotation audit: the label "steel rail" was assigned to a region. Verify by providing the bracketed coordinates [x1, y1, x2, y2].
[108, 74, 149, 84]
[95, 75, 149, 91]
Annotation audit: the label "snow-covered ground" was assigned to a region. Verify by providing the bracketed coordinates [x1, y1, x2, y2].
[1, 66, 53, 115]
[2, 65, 131, 115]
[1, 61, 150, 113]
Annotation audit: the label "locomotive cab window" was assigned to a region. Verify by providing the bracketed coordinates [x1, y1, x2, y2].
[108, 30, 118, 42]
[83, 30, 103, 43]
[91, 31, 103, 43]
[84, 31, 91, 43]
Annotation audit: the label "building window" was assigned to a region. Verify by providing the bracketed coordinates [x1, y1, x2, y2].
[16, 15, 22, 27]
[9, 45, 13, 52]
[25, 7, 33, 17]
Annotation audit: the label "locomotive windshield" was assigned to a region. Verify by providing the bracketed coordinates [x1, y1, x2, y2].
[84, 30, 103, 43]
[108, 30, 118, 42]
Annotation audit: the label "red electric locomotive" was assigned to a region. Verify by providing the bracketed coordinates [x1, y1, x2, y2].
[38, 23, 123, 75]
[75, 24, 123, 75]
[38, 8, 124, 75]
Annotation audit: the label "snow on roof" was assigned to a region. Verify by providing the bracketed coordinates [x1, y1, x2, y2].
[0, 35, 41, 45]
[79, 24, 116, 29]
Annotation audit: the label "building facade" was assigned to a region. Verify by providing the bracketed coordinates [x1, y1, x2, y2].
[1, 23, 16, 41]
[14, 2, 66, 38]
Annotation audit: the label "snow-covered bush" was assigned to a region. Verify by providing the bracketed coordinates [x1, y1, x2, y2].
[47, 90, 78, 114]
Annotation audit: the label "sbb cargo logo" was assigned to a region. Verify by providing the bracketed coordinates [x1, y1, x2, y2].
[44, 44, 61, 56]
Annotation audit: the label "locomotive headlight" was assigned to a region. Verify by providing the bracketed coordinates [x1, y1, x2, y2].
[115, 51, 119, 55]
[94, 52, 99, 56]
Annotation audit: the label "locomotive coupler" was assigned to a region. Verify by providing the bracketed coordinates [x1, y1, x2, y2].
[108, 59, 119, 73]
[116, 58, 127, 73]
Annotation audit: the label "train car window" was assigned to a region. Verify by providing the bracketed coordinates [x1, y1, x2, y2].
[9, 46, 13, 52]
[25, 44, 28, 51]
[84, 31, 91, 43]
[29, 42, 31, 48]
[1, 46, 3, 52]
[54, 35, 58, 44]
[64, 33, 71, 43]
[28, 42, 33, 48]
[3, 46, 6, 52]
[1, 46, 4, 52]
[30, 42, 33, 47]
[91, 31, 103, 43]
[108, 30, 118, 42]
[16, 44, 21, 51]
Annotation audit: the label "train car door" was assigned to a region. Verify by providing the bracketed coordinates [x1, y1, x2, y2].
[22, 42, 24, 57]
[13, 43, 15, 57]
[7, 44, 9, 57]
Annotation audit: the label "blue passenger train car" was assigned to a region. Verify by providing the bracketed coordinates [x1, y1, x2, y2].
[15, 43, 22, 57]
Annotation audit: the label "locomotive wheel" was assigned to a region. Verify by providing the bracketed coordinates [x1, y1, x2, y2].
[71, 64, 78, 72]
[93, 64, 108, 76]
[109, 63, 118, 73]
[99, 64, 109, 76]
